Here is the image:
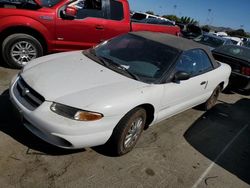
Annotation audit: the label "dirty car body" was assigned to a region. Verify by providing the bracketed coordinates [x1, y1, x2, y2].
[9, 32, 231, 153]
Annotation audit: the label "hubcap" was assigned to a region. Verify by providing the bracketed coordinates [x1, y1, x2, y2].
[124, 117, 143, 149]
[10, 41, 37, 66]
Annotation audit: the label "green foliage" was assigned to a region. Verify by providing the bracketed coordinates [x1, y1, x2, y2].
[202, 25, 211, 32]
[228, 29, 248, 37]
[162, 15, 180, 22]
[180, 16, 198, 25]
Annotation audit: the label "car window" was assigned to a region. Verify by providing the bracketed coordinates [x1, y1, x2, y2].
[93, 34, 179, 83]
[175, 49, 213, 76]
[110, 0, 124, 20]
[131, 13, 146, 20]
[69, 0, 104, 19]
[194, 35, 225, 48]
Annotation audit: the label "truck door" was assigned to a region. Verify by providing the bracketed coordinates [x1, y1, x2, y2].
[55, 0, 108, 51]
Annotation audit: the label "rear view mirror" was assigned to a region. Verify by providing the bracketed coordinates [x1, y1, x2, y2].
[174, 71, 190, 81]
[62, 6, 77, 20]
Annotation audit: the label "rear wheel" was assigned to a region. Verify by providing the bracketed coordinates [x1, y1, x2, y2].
[2, 33, 43, 69]
[107, 108, 146, 156]
[203, 85, 221, 110]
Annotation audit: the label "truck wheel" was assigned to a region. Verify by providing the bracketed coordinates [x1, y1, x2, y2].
[107, 108, 146, 156]
[203, 85, 221, 110]
[2, 33, 43, 69]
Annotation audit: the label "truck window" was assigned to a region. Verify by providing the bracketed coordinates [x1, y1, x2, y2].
[110, 0, 124, 20]
[69, 0, 105, 19]
[131, 13, 146, 20]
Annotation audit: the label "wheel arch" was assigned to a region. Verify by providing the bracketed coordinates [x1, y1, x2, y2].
[133, 103, 155, 130]
[219, 81, 224, 90]
[0, 26, 48, 53]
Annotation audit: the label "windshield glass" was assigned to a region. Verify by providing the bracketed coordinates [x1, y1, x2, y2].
[194, 35, 225, 48]
[40, 0, 61, 7]
[0, 0, 40, 9]
[214, 45, 250, 62]
[92, 34, 179, 83]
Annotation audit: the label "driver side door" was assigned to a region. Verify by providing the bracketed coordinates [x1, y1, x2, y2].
[157, 49, 214, 122]
[55, 0, 108, 51]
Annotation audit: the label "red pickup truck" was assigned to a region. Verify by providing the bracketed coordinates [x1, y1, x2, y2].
[0, 0, 180, 68]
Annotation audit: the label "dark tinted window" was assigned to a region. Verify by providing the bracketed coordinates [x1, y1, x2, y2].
[194, 35, 225, 48]
[70, 0, 104, 19]
[214, 45, 250, 62]
[175, 49, 213, 76]
[131, 13, 146, 20]
[110, 0, 124, 20]
[0, 0, 40, 9]
[93, 34, 179, 83]
[41, 0, 62, 7]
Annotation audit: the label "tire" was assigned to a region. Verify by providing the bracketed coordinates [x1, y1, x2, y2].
[203, 85, 221, 110]
[107, 108, 146, 156]
[2, 33, 43, 69]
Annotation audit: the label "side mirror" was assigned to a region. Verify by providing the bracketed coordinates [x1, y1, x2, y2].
[61, 6, 77, 20]
[174, 71, 190, 81]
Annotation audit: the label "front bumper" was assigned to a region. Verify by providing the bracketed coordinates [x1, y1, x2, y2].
[9, 76, 121, 149]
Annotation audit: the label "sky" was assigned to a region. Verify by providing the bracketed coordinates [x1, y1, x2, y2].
[128, 0, 250, 32]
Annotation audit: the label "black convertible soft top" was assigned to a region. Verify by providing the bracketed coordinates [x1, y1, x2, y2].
[131, 31, 220, 68]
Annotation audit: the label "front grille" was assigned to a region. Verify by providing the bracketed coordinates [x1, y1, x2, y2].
[13, 76, 45, 111]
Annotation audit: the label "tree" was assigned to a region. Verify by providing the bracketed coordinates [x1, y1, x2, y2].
[180, 16, 198, 25]
[162, 15, 181, 22]
[228, 29, 248, 37]
[201, 25, 211, 32]
[145, 11, 155, 15]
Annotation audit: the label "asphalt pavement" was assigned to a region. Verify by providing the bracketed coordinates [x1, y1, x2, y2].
[0, 60, 249, 188]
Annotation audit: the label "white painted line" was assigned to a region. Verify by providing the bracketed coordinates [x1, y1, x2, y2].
[191, 124, 249, 188]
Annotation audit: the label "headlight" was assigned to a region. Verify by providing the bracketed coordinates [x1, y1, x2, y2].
[50, 103, 103, 121]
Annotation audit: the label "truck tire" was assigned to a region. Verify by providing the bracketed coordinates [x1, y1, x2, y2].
[106, 107, 146, 156]
[2, 33, 43, 69]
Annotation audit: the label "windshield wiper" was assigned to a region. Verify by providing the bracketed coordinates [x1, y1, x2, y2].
[99, 56, 140, 81]
[86, 49, 109, 67]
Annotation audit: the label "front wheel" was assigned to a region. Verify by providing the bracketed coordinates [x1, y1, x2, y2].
[107, 108, 146, 156]
[2, 33, 43, 69]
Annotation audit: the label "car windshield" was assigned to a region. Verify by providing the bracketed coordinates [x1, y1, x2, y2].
[214, 45, 250, 62]
[194, 35, 225, 48]
[90, 34, 179, 83]
[40, 0, 62, 7]
[0, 0, 39, 8]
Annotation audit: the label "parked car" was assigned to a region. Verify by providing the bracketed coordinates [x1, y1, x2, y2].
[0, 0, 180, 68]
[178, 24, 203, 39]
[194, 33, 233, 49]
[243, 41, 250, 48]
[212, 45, 250, 90]
[9, 32, 231, 155]
[223, 36, 243, 46]
[135, 18, 175, 26]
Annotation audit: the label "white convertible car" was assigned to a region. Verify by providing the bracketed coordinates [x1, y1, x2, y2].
[10, 32, 231, 155]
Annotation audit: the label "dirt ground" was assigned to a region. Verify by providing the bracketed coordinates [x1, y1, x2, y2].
[0, 61, 250, 188]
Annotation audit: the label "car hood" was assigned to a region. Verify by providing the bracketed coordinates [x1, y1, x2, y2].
[21, 51, 146, 106]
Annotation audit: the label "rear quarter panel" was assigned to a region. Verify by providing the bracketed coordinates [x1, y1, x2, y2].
[211, 62, 231, 90]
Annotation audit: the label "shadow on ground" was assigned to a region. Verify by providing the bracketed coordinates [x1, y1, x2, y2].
[0, 90, 85, 156]
[223, 86, 250, 96]
[184, 98, 250, 185]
